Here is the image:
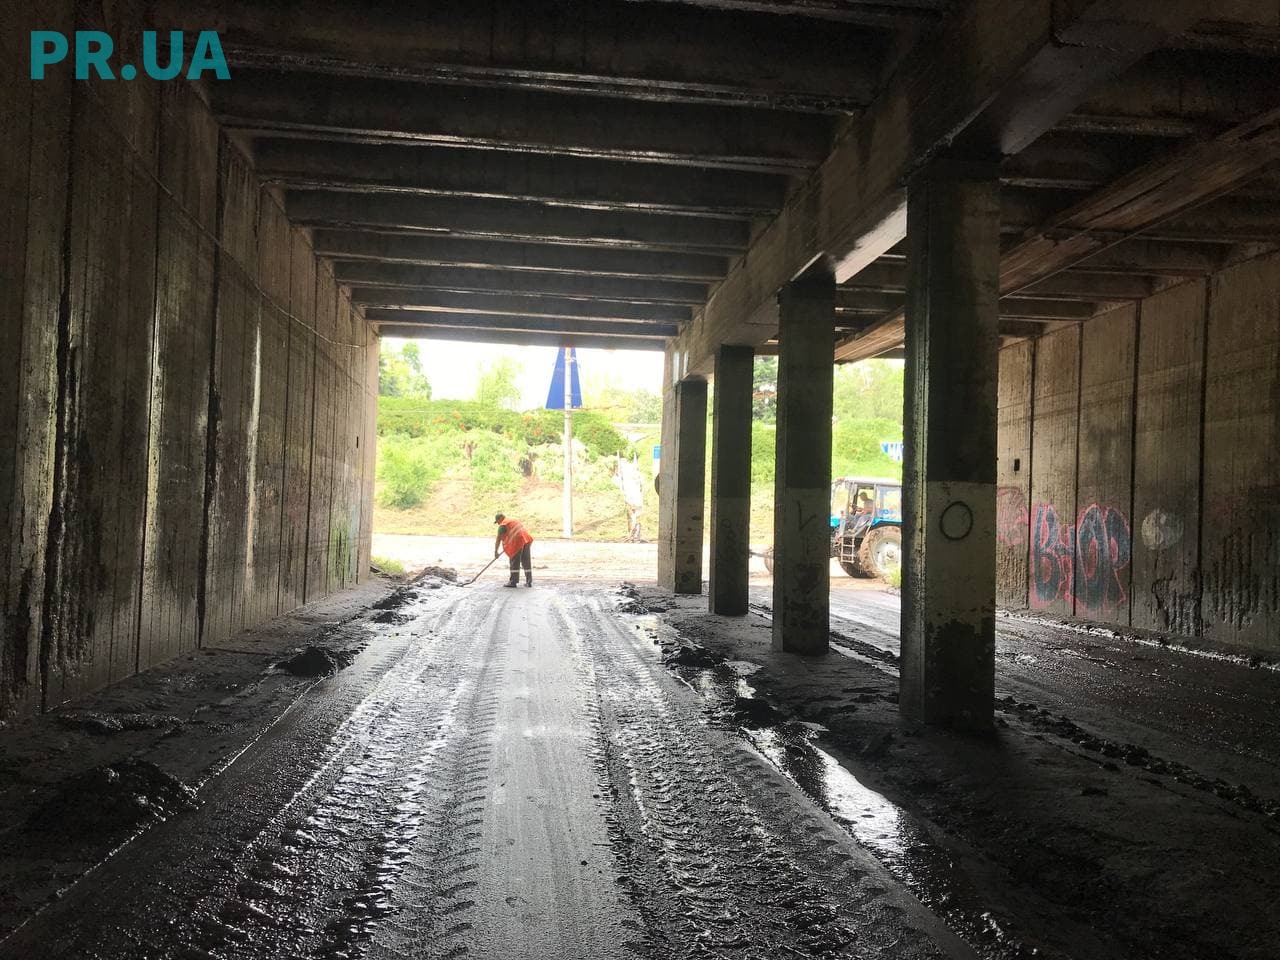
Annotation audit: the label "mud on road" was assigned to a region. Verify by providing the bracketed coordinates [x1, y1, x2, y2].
[0, 578, 973, 960]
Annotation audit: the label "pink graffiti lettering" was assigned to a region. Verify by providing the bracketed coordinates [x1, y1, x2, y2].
[1029, 501, 1131, 614]
[1030, 503, 1074, 607]
[1074, 503, 1132, 612]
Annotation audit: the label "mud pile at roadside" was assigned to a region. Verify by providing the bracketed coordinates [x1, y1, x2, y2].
[276, 646, 360, 677]
[27, 759, 197, 836]
[416, 565, 458, 582]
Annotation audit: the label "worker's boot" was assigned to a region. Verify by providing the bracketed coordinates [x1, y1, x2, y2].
[525, 572, 533, 587]
[504, 574, 518, 588]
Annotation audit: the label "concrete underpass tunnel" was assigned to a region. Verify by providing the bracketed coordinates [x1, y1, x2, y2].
[4, 0, 1279, 738]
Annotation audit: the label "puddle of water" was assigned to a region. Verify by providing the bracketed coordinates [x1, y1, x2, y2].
[746, 726, 908, 862]
[671, 660, 1040, 960]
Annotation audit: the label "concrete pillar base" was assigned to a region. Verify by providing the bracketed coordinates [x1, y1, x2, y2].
[772, 273, 834, 654]
[900, 160, 1000, 730]
[710, 345, 754, 615]
[659, 374, 707, 595]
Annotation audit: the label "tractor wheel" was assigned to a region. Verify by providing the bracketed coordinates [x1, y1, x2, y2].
[763, 547, 774, 575]
[839, 560, 867, 578]
[858, 526, 903, 581]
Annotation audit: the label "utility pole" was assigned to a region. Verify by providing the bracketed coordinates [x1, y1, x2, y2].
[562, 345, 574, 538]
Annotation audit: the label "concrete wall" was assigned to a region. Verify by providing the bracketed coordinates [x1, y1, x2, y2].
[996, 251, 1279, 655]
[0, 4, 376, 718]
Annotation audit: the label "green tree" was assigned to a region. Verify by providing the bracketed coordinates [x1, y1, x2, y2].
[752, 356, 778, 422]
[475, 357, 523, 410]
[581, 371, 662, 424]
[626, 389, 662, 424]
[378, 343, 432, 398]
[832, 360, 903, 423]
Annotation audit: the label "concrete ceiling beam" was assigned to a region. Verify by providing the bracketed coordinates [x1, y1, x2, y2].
[1054, 113, 1220, 139]
[1125, 198, 1280, 244]
[838, 288, 1098, 320]
[312, 232, 731, 283]
[363, 309, 676, 340]
[1068, 238, 1228, 276]
[1174, 22, 1280, 57]
[350, 289, 691, 324]
[161, 0, 882, 112]
[254, 140, 786, 219]
[287, 192, 749, 254]
[213, 71, 832, 174]
[1070, 50, 1280, 135]
[628, 0, 948, 27]
[998, 319, 1070, 339]
[1014, 272, 1153, 301]
[1002, 133, 1166, 192]
[839, 262, 1155, 301]
[370, 323, 667, 352]
[996, 299, 1097, 321]
[334, 263, 708, 305]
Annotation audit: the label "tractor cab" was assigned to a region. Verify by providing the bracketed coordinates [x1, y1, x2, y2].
[760, 477, 903, 582]
[830, 477, 902, 580]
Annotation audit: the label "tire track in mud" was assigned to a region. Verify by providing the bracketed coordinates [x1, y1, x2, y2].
[181, 594, 510, 960]
[0, 586, 498, 960]
[370, 611, 509, 960]
[571, 593, 972, 960]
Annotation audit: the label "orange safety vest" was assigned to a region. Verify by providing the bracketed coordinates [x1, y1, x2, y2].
[498, 517, 534, 557]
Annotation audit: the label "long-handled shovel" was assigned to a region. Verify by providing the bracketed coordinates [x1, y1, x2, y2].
[457, 554, 500, 587]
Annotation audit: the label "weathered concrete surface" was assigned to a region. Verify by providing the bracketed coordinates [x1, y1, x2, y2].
[1075, 306, 1136, 625]
[1132, 282, 1205, 634]
[708, 345, 753, 615]
[772, 275, 834, 654]
[140, 82, 219, 672]
[1027, 326, 1082, 618]
[666, 380, 708, 595]
[0, 5, 376, 720]
[995, 340, 1032, 608]
[0, 0, 71, 718]
[998, 249, 1279, 656]
[900, 165, 998, 729]
[1202, 254, 1280, 651]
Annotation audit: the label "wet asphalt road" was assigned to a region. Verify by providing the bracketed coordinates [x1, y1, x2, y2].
[1, 582, 972, 960]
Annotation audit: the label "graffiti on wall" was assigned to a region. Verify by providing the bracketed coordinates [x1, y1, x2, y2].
[1030, 502, 1132, 615]
[1030, 503, 1074, 607]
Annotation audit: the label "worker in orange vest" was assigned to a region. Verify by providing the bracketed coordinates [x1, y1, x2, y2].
[494, 512, 534, 588]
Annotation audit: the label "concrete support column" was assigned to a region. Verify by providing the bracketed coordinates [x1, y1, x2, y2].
[772, 272, 835, 653]
[657, 348, 707, 594]
[709, 345, 754, 615]
[901, 160, 1000, 730]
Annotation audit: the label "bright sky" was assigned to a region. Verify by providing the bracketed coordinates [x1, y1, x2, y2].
[380, 337, 665, 409]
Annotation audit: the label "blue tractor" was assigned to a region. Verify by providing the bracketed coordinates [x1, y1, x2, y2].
[829, 477, 902, 579]
[762, 477, 903, 581]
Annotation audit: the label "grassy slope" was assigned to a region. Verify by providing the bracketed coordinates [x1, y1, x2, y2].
[375, 419, 900, 545]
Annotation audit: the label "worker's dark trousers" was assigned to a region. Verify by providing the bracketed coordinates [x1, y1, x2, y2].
[508, 544, 532, 586]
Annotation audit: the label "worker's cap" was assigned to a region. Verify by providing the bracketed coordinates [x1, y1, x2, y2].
[494, 513, 505, 523]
